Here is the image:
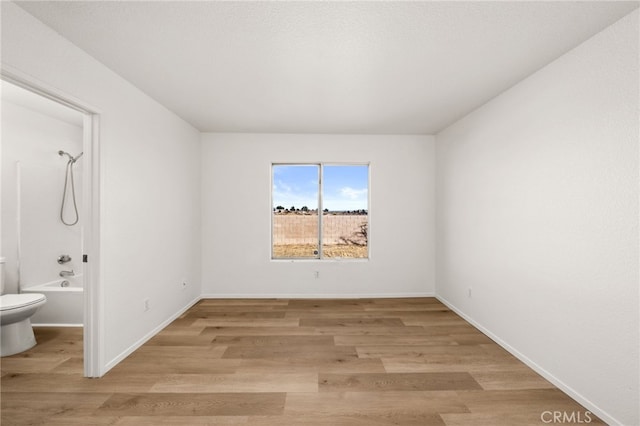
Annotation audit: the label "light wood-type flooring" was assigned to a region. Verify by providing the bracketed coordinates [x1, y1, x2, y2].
[1, 298, 602, 425]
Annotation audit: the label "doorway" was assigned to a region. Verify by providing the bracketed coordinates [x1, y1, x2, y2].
[1, 70, 102, 377]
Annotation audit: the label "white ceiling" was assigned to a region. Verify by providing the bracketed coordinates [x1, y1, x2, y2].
[15, 1, 639, 135]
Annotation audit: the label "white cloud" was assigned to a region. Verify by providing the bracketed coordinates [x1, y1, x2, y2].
[276, 180, 291, 193]
[340, 187, 368, 200]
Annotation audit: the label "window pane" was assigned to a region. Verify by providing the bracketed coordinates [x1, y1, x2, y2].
[322, 165, 368, 259]
[272, 165, 319, 258]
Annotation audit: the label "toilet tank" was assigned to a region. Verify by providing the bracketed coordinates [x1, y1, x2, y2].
[0, 257, 5, 295]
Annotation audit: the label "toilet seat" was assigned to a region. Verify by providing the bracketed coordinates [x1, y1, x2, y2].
[0, 294, 46, 311]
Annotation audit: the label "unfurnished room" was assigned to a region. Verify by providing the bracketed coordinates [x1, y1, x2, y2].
[0, 1, 638, 425]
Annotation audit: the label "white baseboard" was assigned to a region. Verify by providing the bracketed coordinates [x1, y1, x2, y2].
[436, 295, 619, 426]
[102, 296, 201, 374]
[200, 293, 435, 299]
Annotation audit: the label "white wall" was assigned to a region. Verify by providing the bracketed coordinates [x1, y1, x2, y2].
[1, 98, 83, 293]
[1, 2, 202, 372]
[436, 10, 639, 426]
[201, 133, 435, 297]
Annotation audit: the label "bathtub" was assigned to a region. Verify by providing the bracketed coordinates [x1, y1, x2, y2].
[21, 276, 83, 326]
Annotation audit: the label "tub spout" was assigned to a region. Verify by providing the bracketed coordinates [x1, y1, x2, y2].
[59, 270, 75, 277]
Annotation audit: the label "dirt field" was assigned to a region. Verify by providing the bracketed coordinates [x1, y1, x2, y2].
[273, 244, 368, 259]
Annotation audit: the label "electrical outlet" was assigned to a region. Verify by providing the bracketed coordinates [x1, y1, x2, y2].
[314, 271, 320, 279]
[467, 288, 472, 298]
[144, 298, 150, 312]
[181, 280, 188, 290]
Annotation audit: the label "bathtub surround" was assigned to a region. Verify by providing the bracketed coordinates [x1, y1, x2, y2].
[1, 93, 85, 327]
[1, 96, 83, 295]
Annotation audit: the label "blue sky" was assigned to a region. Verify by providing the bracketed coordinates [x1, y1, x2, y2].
[273, 165, 368, 211]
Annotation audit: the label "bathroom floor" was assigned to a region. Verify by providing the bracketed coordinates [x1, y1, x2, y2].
[1, 299, 604, 425]
[1, 327, 84, 375]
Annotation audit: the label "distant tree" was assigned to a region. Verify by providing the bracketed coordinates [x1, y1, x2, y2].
[323, 208, 329, 213]
[358, 222, 368, 242]
[290, 206, 296, 212]
[339, 222, 368, 247]
[301, 206, 309, 212]
[276, 205, 284, 211]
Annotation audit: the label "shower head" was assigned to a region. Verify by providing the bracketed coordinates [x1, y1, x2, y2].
[58, 150, 83, 163]
[58, 150, 73, 160]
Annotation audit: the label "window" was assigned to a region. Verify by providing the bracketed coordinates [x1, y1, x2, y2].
[272, 163, 369, 260]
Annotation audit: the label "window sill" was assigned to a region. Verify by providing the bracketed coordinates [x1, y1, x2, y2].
[270, 258, 369, 263]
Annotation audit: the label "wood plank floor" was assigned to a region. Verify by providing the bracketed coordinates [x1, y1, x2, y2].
[1, 298, 602, 425]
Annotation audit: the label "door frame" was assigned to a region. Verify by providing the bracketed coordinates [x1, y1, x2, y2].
[1, 66, 104, 377]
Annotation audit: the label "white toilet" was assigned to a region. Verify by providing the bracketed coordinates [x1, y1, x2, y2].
[0, 257, 47, 357]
